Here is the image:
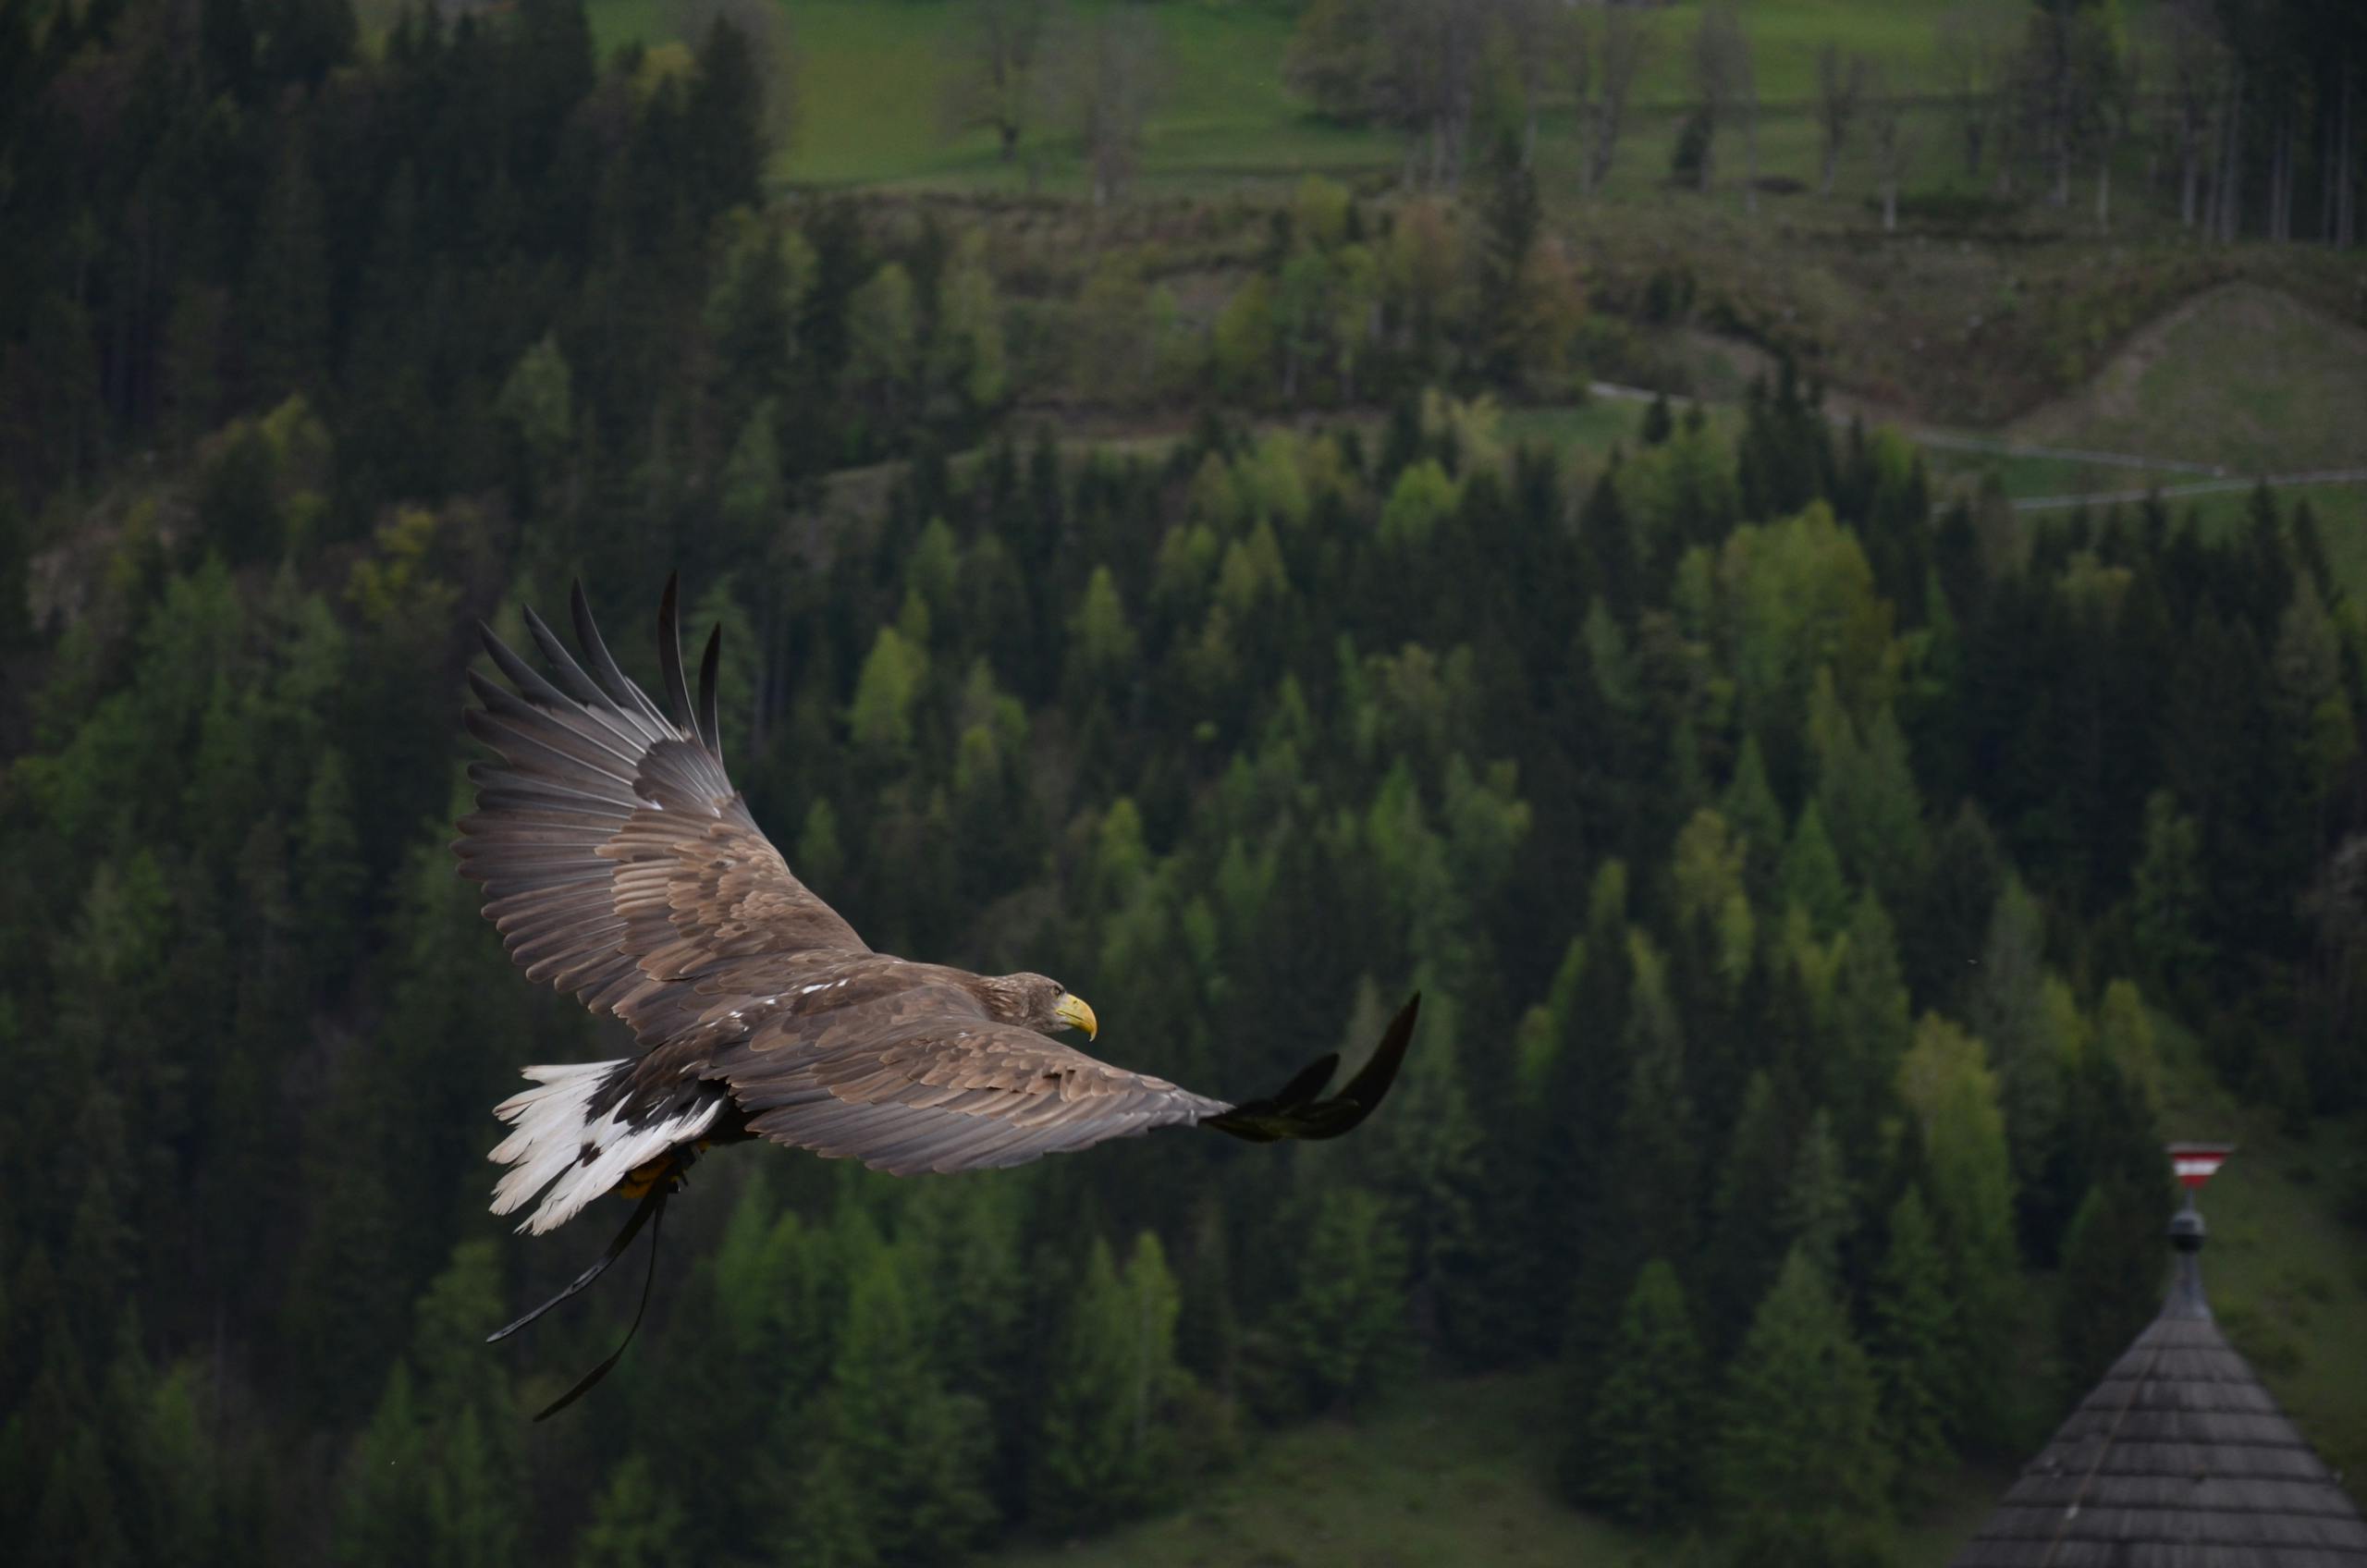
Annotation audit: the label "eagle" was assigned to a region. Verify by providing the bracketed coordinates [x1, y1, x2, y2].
[455, 579, 1419, 1415]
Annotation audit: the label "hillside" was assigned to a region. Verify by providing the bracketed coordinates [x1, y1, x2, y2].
[982, 1035, 2367, 1568]
[2008, 284, 2367, 476]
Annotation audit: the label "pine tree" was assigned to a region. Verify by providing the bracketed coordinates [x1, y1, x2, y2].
[576, 1455, 691, 1568]
[1033, 1232, 1186, 1533]
[2129, 790, 2209, 991]
[241, 136, 330, 403]
[1783, 1109, 1853, 1280]
[826, 1240, 994, 1563]
[1780, 799, 1851, 935]
[1868, 1186, 1956, 1508]
[1711, 1249, 1895, 1568]
[2055, 1180, 2165, 1401]
[1701, 1070, 1795, 1354]
[1568, 1257, 1703, 1525]
[1828, 891, 1911, 1163]
[1276, 1183, 1408, 1412]
[1896, 1012, 2018, 1452]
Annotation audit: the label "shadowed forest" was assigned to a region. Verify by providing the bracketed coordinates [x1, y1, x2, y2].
[2, 1, 2364, 1565]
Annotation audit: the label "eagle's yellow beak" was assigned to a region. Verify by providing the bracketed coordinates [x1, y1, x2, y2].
[1053, 993, 1098, 1041]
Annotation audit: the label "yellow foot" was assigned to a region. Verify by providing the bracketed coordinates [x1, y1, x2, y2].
[614, 1156, 674, 1201]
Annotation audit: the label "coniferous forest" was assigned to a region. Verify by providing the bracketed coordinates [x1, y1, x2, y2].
[3, 1, 2364, 1565]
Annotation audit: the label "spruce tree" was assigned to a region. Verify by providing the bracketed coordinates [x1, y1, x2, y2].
[1711, 1249, 1895, 1568]
[827, 1240, 994, 1564]
[1780, 800, 1850, 936]
[1568, 1257, 1703, 1525]
[576, 1455, 691, 1568]
[1277, 1184, 1408, 1412]
[1033, 1233, 1186, 1534]
[1701, 1070, 1796, 1354]
[1896, 1013, 2018, 1451]
[1868, 1186, 1956, 1507]
[2055, 1180, 2165, 1401]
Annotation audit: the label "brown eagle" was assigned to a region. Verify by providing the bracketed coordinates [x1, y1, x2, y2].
[456, 580, 1418, 1412]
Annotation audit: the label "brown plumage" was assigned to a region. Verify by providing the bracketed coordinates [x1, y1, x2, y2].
[456, 578, 1418, 1243]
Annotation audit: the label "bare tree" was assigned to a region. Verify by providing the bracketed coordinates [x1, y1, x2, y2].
[1933, 5, 2012, 181]
[1691, 4, 1748, 195]
[2095, 38, 2139, 230]
[2214, 59, 2245, 243]
[1569, 4, 1651, 196]
[1867, 70, 1912, 233]
[1069, 9, 1163, 206]
[1370, 0, 1479, 190]
[1554, 5, 1594, 181]
[941, 0, 1053, 165]
[1815, 43, 1870, 196]
[2160, 0, 2226, 231]
[1490, 0, 1553, 170]
[2017, 3, 2121, 211]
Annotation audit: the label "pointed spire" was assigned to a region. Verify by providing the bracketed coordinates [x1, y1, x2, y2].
[2160, 1140, 2230, 1323]
[1951, 1139, 2367, 1566]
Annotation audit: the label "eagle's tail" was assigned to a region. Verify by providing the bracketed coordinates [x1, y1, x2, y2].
[488, 1060, 722, 1235]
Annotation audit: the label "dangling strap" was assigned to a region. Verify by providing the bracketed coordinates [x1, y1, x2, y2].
[528, 1190, 668, 1422]
[486, 1180, 668, 1345]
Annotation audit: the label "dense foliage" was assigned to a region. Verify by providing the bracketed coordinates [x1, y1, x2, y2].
[3, 2, 2364, 1566]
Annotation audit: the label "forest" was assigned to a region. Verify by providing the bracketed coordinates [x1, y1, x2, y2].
[1, 1, 2363, 1565]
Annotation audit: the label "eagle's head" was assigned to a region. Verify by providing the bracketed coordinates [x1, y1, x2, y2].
[974, 971, 1098, 1040]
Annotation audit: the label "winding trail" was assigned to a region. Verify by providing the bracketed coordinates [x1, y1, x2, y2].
[1582, 380, 2367, 515]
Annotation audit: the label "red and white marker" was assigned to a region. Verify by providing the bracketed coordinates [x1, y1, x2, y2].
[2167, 1141, 2235, 1189]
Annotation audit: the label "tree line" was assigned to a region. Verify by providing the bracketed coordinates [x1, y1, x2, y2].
[1282, 0, 2365, 241]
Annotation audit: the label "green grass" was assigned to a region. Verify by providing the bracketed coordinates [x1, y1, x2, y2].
[573, 0, 2025, 197]
[2008, 283, 2367, 476]
[997, 1374, 1658, 1568]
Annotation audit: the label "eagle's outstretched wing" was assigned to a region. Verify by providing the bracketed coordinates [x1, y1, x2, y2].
[455, 578, 865, 1047]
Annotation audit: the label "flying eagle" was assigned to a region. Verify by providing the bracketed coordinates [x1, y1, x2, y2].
[455, 579, 1418, 1414]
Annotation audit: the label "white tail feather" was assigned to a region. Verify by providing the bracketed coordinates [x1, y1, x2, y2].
[487, 1061, 722, 1236]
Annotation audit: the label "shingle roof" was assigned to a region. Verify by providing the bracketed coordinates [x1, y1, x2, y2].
[1954, 1212, 2367, 1567]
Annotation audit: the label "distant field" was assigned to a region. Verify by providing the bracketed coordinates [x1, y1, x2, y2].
[575, 0, 2026, 199]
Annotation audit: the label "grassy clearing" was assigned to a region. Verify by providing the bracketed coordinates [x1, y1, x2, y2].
[2009, 284, 2367, 475]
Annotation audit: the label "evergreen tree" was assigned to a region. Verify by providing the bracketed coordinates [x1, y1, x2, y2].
[1782, 1109, 1853, 1281]
[1780, 799, 1850, 935]
[2055, 1180, 2165, 1401]
[1711, 1249, 1895, 1568]
[1567, 1257, 1703, 1525]
[826, 1239, 994, 1564]
[241, 136, 331, 403]
[576, 1455, 691, 1568]
[1033, 1232, 1187, 1533]
[1868, 1187, 1956, 1508]
[1275, 1183, 1408, 1412]
[1896, 1012, 2018, 1452]
[1701, 1070, 1795, 1354]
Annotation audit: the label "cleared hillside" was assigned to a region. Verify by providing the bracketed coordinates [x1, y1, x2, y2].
[2009, 283, 2367, 475]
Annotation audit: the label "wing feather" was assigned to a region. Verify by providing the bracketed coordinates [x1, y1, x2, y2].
[457, 582, 867, 1046]
[712, 1023, 1229, 1176]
